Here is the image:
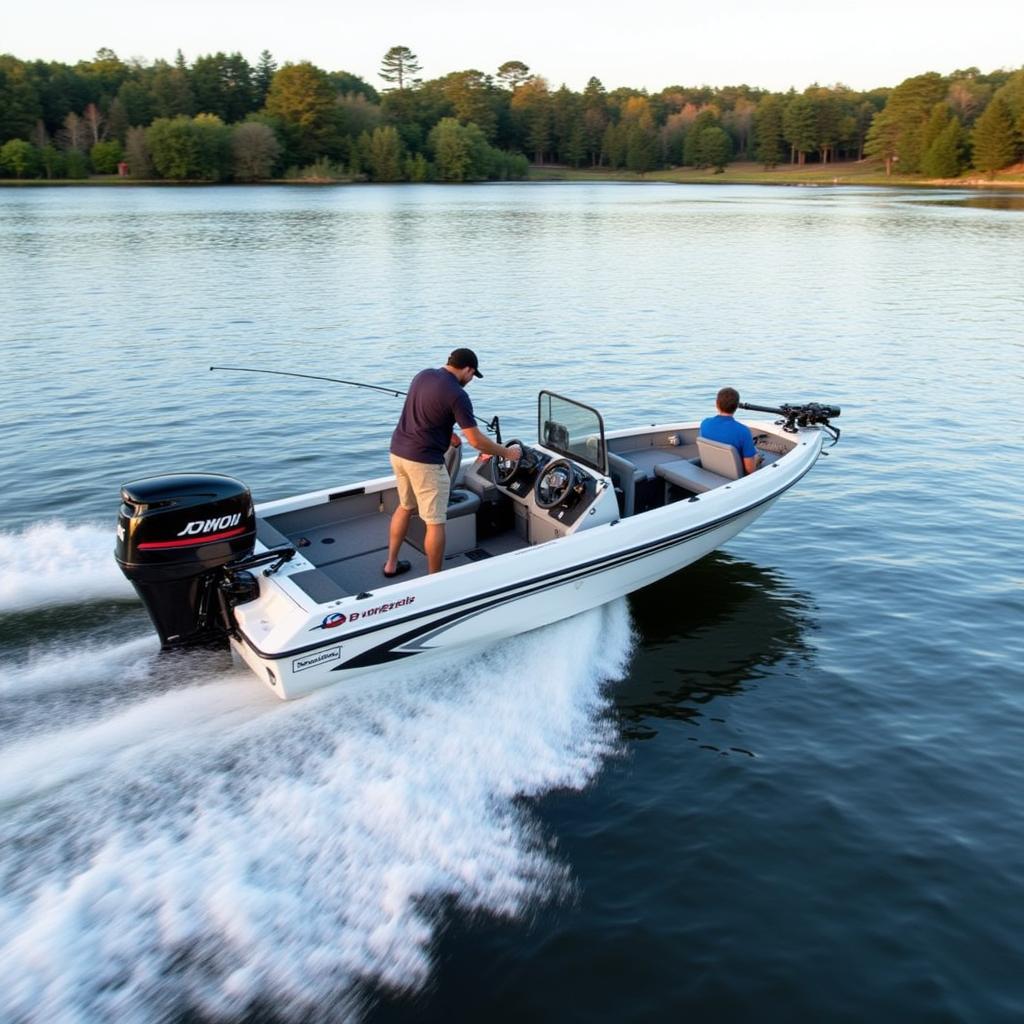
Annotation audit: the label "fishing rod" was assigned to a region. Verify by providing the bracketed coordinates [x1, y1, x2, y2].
[210, 365, 503, 439]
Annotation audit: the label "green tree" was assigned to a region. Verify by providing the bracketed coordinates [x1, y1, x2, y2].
[695, 126, 731, 171]
[254, 51, 277, 107]
[551, 84, 581, 162]
[0, 58, 42, 142]
[64, 148, 90, 177]
[496, 60, 530, 92]
[626, 117, 658, 173]
[327, 70, 379, 103]
[146, 115, 200, 178]
[264, 62, 339, 163]
[601, 122, 627, 168]
[921, 118, 964, 178]
[404, 151, 430, 181]
[150, 59, 195, 118]
[808, 88, 842, 163]
[971, 96, 1016, 177]
[754, 95, 785, 168]
[0, 138, 39, 177]
[682, 109, 717, 165]
[427, 117, 495, 180]
[39, 143, 66, 178]
[76, 47, 129, 104]
[514, 78, 551, 162]
[865, 72, 947, 173]
[783, 95, 817, 164]
[365, 124, 405, 180]
[441, 69, 498, 140]
[192, 113, 232, 179]
[990, 70, 1024, 161]
[380, 46, 421, 91]
[864, 105, 901, 175]
[27, 60, 88, 138]
[192, 52, 254, 123]
[920, 102, 951, 156]
[582, 77, 608, 166]
[90, 139, 123, 173]
[565, 123, 586, 167]
[429, 116, 471, 180]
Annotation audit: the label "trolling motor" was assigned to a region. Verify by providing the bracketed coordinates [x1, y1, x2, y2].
[115, 473, 294, 649]
[739, 401, 841, 445]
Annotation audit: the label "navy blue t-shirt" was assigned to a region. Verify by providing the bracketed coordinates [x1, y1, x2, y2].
[699, 414, 756, 458]
[390, 368, 477, 465]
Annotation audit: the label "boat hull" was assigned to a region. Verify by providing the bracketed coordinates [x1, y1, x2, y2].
[229, 423, 819, 699]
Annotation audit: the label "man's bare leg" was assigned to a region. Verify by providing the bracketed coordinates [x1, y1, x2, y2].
[424, 523, 446, 574]
[384, 506, 413, 574]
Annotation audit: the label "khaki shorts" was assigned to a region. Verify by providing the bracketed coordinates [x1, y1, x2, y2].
[390, 454, 451, 525]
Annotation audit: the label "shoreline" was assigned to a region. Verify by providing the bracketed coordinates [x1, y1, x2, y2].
[3, 160, 1024, 190]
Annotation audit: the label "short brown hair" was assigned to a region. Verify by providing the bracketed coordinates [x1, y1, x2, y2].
[716, 387, 740, 414]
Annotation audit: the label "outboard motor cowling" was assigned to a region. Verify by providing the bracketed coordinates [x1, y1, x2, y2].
[115, 473, 256, 649]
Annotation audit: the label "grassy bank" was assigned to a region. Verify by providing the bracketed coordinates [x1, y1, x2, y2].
[527, 160, 1024, 189]
[3, 161, 1024, 188]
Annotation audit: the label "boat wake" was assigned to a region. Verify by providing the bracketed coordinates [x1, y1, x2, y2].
[0, 521, 135, 614]
[0, 599, 634, 1023]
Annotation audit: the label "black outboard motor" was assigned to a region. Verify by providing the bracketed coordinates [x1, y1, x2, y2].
[115, 474, 257, 649]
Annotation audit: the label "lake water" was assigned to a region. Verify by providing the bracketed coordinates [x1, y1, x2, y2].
[1, 182, 1023, 1023]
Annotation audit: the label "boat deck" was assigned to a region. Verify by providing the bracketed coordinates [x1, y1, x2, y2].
[257, 504, 526, 603]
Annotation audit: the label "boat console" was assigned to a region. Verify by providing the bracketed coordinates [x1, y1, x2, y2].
[460, 393, 620, 546]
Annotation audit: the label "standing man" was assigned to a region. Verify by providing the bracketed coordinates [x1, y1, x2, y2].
[384, 348, 522, 577]
[699, 387, 760, 475]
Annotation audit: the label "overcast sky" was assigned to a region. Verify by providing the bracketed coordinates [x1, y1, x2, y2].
[6, 0, 1023, 93]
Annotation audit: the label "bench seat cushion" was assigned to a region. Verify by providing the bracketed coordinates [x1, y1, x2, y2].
[654, 459, 731, 494]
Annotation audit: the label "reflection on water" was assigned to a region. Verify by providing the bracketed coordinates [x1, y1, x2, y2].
[619, 553, 811, 743]
[911, 192, 1024, 212]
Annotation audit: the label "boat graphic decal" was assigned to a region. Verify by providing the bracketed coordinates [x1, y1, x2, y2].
[292, 646, 343, 672]
[177, 513, 243, 537]
[138, 526, 247, 550]
[312, 612, 348, 631]
[309, 595, 416, 631]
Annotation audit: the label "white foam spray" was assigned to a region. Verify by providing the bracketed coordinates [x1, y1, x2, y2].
[1, 635, 157, 698]
[0, 600, 634, 1023]
[0, 521, 135, 613]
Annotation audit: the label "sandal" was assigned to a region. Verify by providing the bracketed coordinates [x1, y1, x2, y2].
[382, 560, 412, 579]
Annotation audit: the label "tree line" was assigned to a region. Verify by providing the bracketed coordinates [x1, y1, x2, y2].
[0, 46, 1022, 182]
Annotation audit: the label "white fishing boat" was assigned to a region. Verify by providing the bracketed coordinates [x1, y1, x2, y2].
[115, 391, 839, 699]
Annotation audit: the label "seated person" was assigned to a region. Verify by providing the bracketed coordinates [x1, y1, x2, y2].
[700, 387, 761, 475]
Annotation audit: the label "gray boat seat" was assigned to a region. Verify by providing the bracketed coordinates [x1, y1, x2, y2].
[655, 459, 731, 494]
[696, 436, 744, 480]
[447, 487, 482, 519]
[407, 486, 482, 555]
[606, 451, 644, 517]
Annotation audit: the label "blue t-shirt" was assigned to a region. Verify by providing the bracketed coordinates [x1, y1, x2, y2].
[390, 368, 477, 465]
[699, 414, 756, 459]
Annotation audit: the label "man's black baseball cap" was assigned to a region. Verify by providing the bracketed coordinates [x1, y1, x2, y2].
[449, 348, 482, 378]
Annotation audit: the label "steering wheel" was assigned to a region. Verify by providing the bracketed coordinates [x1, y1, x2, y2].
[534, 459, 581, 509]
[492, 439, 530, 487]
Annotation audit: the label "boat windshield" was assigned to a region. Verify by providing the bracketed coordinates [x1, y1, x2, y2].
[537, 391, 607, 475]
